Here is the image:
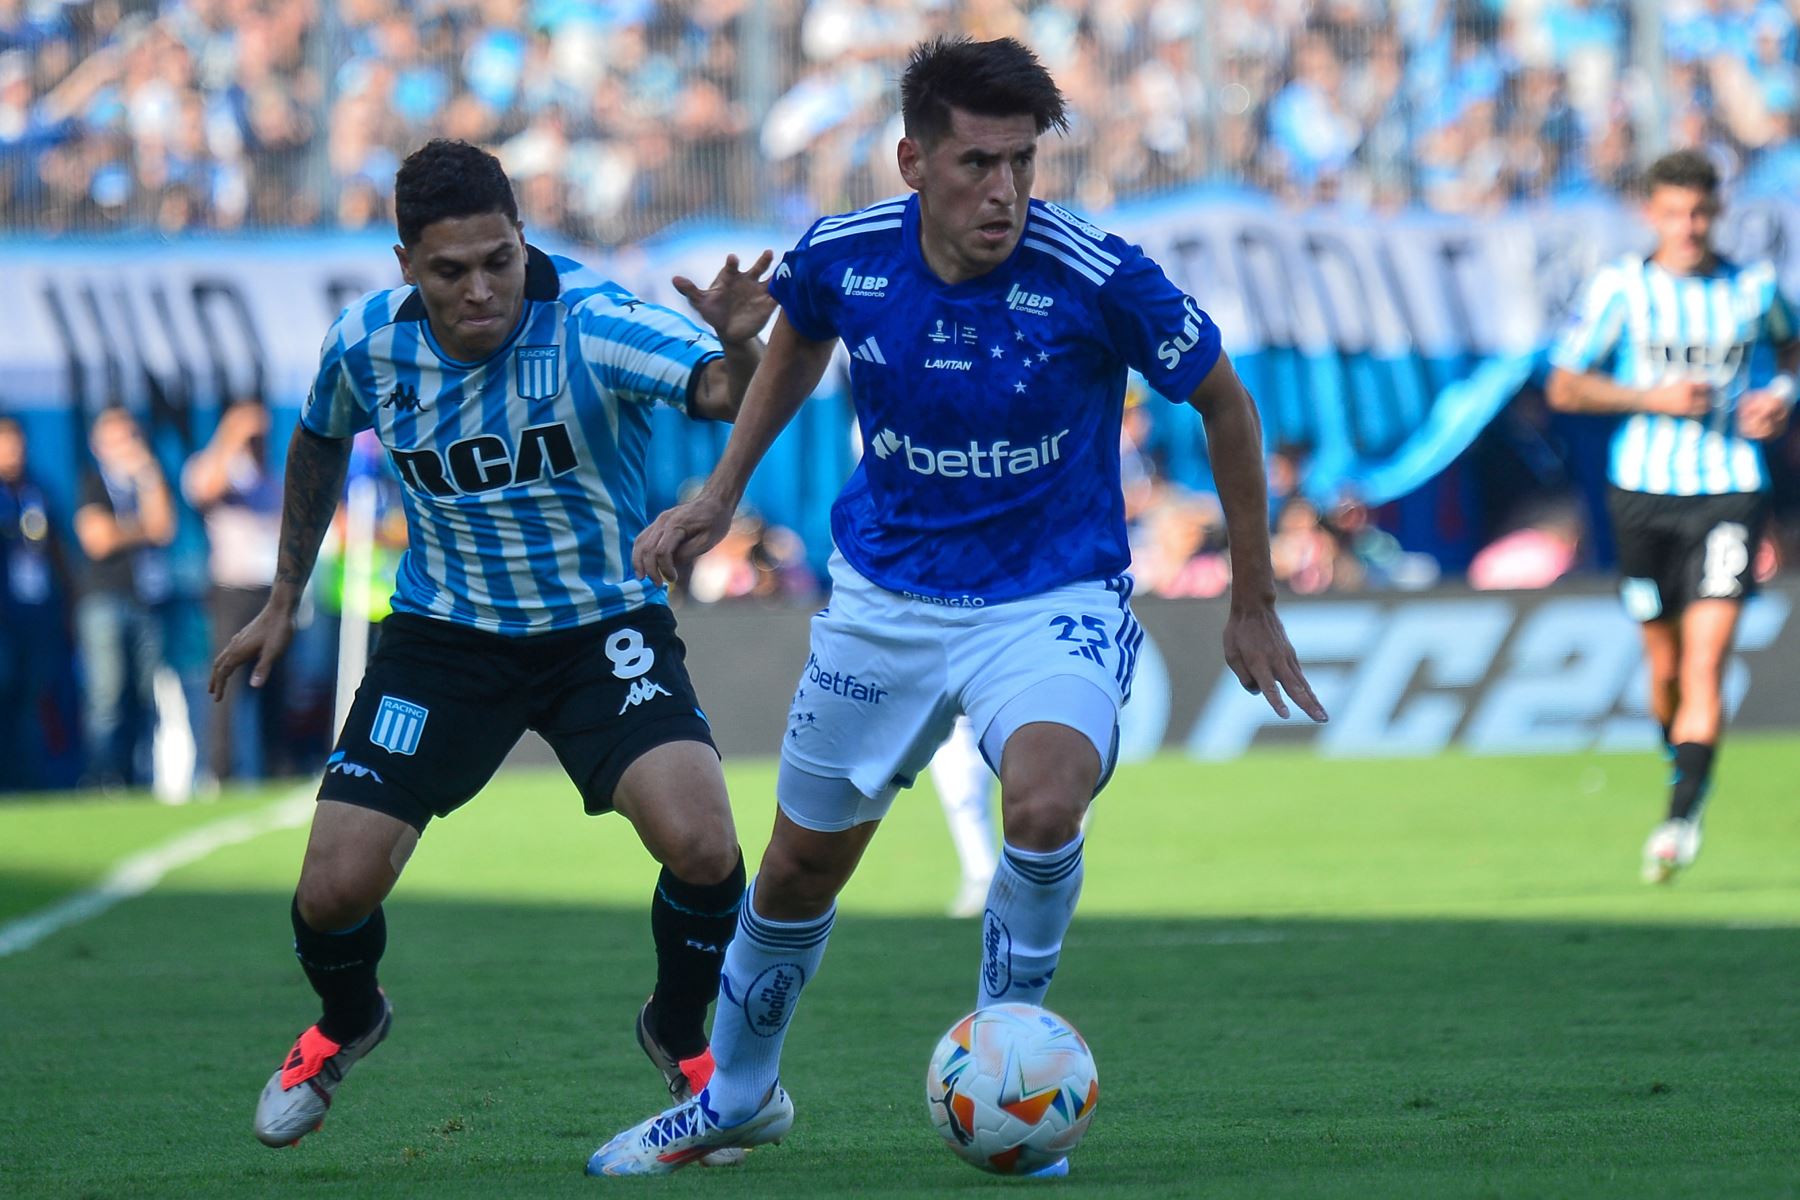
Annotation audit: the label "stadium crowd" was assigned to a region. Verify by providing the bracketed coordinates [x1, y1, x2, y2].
[9, 0, 1800, 238]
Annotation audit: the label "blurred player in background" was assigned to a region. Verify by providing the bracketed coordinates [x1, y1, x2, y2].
[210, 139, 775, 1151]
[1548, 149, 1799, 883]
[590, 37, 1323, 1176]
[931, 715, 998, 918]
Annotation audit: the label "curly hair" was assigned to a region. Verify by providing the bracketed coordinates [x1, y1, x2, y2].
[394, 139, 519, 247]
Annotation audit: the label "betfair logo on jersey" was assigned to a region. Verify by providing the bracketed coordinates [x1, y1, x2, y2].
[1157, 295, 1211, 371]
[841, 267, 888, 297]
[390, 422, 579, 497]
[1006, 283, 1055, 315]
[872, 428, 1070, 478]
[618, 677, 672, 715]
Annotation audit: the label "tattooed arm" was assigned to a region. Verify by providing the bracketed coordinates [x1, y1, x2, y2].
[209, 426, 352, 698]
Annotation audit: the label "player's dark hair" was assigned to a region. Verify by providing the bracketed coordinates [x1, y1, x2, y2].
[1644, 149, 1720, 197]
[394, 139, 519, 247]
[901, 37, 1068, 145]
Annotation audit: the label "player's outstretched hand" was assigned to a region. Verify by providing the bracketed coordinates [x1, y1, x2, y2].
[208, 601, 297, 700]
[1223, 605, 1328, 723]
[1737, 390, 1792, 440]
[634, 491, 735, 587]
[673, 251, 777, 345]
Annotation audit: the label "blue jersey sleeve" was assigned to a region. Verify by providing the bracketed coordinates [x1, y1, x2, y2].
[768, 221, 838, 343]
[299, 305, 374, 439]
[1098, 248, 1222, 404]
[573, 291, 723, 412]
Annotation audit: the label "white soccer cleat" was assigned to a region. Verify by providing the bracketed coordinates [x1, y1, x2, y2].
[253, 997, 392, 1147]
[1642, 818, 1701, 884]
[948, 874, 993, 919]
[634, 998, 745, 1167]
[586, 1085, 794, 1177]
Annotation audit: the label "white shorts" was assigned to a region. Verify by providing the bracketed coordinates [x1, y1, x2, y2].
[778, 553, 1143, 831]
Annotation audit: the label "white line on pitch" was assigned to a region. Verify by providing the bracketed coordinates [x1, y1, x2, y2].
[0, 788, 314, 958]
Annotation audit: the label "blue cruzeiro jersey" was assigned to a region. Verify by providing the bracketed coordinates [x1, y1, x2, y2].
[301, 246, 722, 635]
[770, 194, 1222, 603]
[1551, 254, 1797, 496]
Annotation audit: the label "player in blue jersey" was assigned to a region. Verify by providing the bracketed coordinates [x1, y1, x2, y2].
[1548, 150, 1798, 883]
[588, 38, 1324, 1176]
[207, 140, 776, 1152]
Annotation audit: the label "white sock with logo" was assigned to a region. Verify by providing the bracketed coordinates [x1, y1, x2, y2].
[977, 835, 1084, 1009]
[700, 879, 835, 1127]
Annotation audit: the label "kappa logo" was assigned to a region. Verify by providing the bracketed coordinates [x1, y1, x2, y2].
[840, 266, 889, 297]
[619, 677, 672, 715]
[325, 751, 384, 784]
[851, 336, 887, 365]
[382, 382, 427, 413]
[1006, 283, 1055, 316]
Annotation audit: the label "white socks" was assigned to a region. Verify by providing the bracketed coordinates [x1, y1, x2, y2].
[700, 880, 835, 1126]
[977, 835, 1084, 1008]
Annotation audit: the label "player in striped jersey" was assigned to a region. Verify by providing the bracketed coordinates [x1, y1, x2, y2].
[589, 37, 1323, 1176]
[208, 140, 775, 1151]
[1548, 149, 1798, 883]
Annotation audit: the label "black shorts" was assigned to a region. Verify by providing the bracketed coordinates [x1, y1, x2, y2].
[319, 605, 716, 830]
[1605, 486, 1769, 622]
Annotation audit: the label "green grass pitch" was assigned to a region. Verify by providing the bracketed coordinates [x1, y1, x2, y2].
[2, 737, 1798, 1197]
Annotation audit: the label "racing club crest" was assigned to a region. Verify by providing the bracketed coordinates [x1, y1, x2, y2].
[517, 346, 561, 400]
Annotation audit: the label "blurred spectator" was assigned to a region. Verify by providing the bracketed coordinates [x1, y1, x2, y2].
[687, 509, 818, 603]
[12, 0, 1800, 234]
[1270, 495, 1345, 594]
[0, 415, 76, 790]
[182, 399, 283, 783]
[73, 406, 175, 788]
[1467, 497, 1585, 590]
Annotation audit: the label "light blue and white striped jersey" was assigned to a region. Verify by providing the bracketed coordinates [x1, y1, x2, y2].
[1551, 254, 1796, 495]
[301, 246, 722, 635]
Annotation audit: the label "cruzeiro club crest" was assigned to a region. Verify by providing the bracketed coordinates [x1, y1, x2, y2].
[517, 346, 561, 401]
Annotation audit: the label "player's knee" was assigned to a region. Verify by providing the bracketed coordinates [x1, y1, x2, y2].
[660, 831, 741, 886]
[295, 872, 381, 933]
[755, 841, 849, 917]
[1002, 793, 1083, 852]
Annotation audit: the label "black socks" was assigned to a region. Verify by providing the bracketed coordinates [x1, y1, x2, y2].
[647, 852, 746, 1060]
[291, 895, 387, 1044]
[1667, 742, 1716, 823]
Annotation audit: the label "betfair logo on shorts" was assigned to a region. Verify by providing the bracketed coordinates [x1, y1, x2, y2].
[618, 677, 672, 715]
[841, 267, 888, 297]
[804, 653, 887, 704]
[871, 428, 1070, 478]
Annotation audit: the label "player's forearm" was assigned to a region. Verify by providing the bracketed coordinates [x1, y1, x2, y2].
[270, 426, 352, 610]
[1191, 356, 1277, 608]
[715, 337, 765, 422]
[1546, 368, 1656, 415]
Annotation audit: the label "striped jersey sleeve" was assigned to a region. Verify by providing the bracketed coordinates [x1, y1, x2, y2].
[1550, 265, 1628, 374]
[570, 289, 723, 413]
[300, 289, 400, 438]
[768, 216, 839, 342]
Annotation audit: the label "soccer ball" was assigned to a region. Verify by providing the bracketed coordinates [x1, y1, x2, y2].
[925, 1003, 1099, 1174]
